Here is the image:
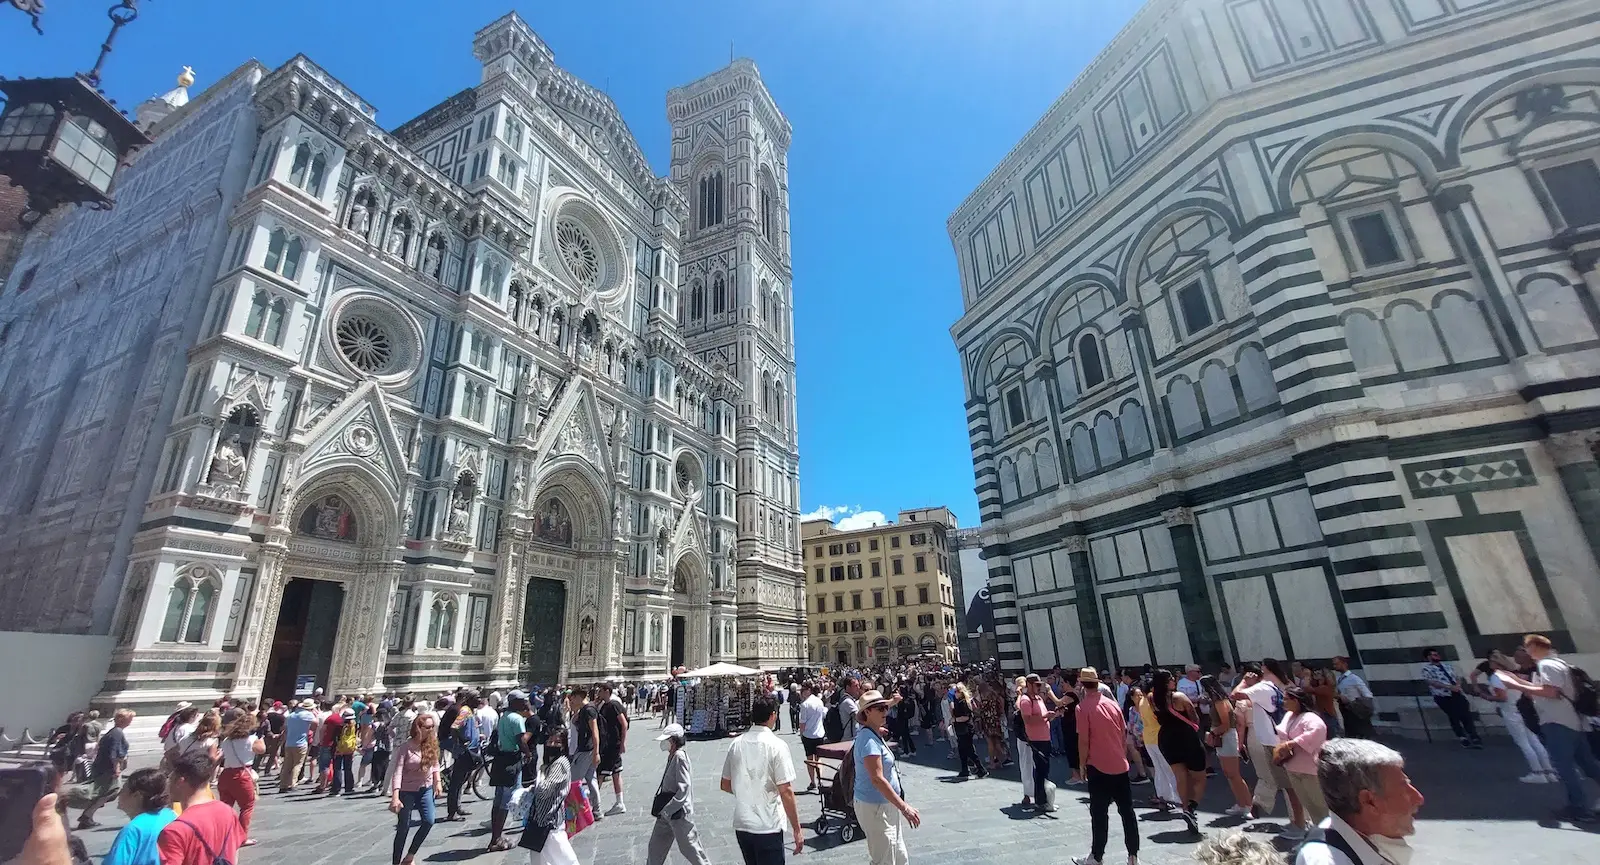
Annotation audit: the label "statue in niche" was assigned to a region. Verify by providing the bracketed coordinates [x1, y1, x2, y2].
[612, 498, 625, 536]
[510, 469, 525, 506]
[385, 226, 405, 257]
[208, 434, 248, 491]
[533, 498, 573, 546]
[672, 567, 688, 595]
[348, 202, 369, 237]
[422, 243, 441, 279]
[578, 615, 595, 657]
[447, 488, 473, 534]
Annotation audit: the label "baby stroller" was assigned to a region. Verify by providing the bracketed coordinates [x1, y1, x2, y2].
[811, 741, 862, 843]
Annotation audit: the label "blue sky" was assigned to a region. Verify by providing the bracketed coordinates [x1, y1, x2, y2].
[8, 1, 1139, 529]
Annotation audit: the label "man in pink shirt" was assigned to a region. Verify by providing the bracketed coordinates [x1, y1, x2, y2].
[1071, 668, 1138, 865]
[1016, 673, 1062, 813]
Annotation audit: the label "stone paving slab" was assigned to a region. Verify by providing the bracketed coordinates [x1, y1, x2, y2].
[71, 716, 1599, 864]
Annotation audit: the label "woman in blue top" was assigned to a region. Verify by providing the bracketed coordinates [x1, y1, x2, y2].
[853, 690, 920, 865]
[103, 768, 176, 865]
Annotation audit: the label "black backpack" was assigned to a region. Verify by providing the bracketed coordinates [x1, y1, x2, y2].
[1556, 659, 1600, 717]
[823, 697, 844, 743]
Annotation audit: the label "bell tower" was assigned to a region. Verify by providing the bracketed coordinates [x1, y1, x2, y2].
[667, 59, 802, 665]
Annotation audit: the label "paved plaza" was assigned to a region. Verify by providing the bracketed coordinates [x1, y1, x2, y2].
[69, 716, 1598, 865]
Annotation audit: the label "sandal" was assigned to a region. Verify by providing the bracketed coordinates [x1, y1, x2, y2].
[486, 840, 514, 852]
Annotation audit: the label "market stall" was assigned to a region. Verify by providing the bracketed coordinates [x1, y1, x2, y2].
[673, 662, 764, 737]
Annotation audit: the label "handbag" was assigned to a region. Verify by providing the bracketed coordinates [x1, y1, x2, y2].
[1271, 742, 1296, 766]
[650, 789, 676, 818]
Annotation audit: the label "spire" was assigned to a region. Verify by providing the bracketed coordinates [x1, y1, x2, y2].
[135, 66, 194, 133]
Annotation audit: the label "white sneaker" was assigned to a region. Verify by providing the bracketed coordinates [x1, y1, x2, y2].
[1279, 824, 1307, 841]
[605, 802, 626, 816]
[1520, 771, 1549, 784]
[1224, 804, 1249, 816]
[1070, 857, 1100, 865]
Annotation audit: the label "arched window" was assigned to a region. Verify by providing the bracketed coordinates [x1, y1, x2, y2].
[158, 569, 219, 644]
[761, 187, 774, 241]
[1078, 332, 1105, 389]
[761, 373, 773, 417]
[690, 281, 705, 319]
[288, 142, 312, 187]
[712, 273, 727, 314]
[698, 170, 726, 229]
[263, 299, 287, 346]
[775, 380, 786, 427]
[427, 594, 458, 650]
[245, 290, 270, 339]
[761, 289, 770, 323]
[307, 151, 327, 196]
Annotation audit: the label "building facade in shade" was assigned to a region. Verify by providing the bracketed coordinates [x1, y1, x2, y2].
[949, 0, 1600, 723]
[801, 508, 961, 665]
[0, 12, 804, 724]
[949, 527, 985, 662]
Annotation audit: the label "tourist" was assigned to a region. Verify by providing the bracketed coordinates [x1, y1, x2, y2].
[1330, 658, 1373, 740]
[1493, 633, 1600, 822]
[1135, 686, 1179, 809]
[837, 676, 862, 741]
[950, 682, 987, 779]
[566, 688, 603, 818]
[1011, 675, 1037, 808]
[61, 708, 133, 829]
[1232, 660, 1298, 820]
[1120, 685, 1149, 786]
[1201, 676, 1251, 816]
[175, 713, 219, 764]
[328, 707, 360, 796]
[103, 769, 175, 865]
[215, 711, 264, 845]
[487, 692, 533, 852]
[443, 692, 484, 822]
[279, 699, 316, 791]
[787, 681, 803, 734]
[1472, 654, 1556, 783]
[160, 706, 199, 768]
[257, 701, 285, 775]
[1151, 669, 1206, 835]
[720, 695, 802, 863]
[1295, 739, 1423, 865]
[644, 723, 711, 865]
[1017, 673, 1060, 813]
[894, 679, 919, 757]
[1417, 647, 1482, 748]
[1057, 671, 1083, 784]
[597, 681, 629, 816]
[1307, 669, 1341, 738]
[1070, 668, 1139, 865]
[518, 727, 578, 865]
[797, 682, 827, 793]
[156, 751, 239, 865]
[854, 690, 919, 865]
[388, 714, 445, 865]
[368, 704, 395, 793]
[1274, 685, 1329, 841]
[313, 700, 341, 793]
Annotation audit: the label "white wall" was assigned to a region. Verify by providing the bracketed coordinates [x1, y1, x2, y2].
[0, 632, 114, 737]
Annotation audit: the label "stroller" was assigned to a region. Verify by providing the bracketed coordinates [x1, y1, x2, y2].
[811, 741, 862, 843]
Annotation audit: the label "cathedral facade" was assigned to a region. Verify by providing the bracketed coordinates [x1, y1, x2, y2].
[0, 12, 804, 717]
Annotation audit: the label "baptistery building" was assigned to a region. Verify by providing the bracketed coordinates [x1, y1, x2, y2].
[0, 12, 803, 720]
[950, 0, 1600, 722]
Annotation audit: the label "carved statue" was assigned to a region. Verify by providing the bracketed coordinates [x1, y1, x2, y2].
[349, 203, 369, 237]
[208, 434, 248, 491]
[447, 490, 472, 534]
[510, 470, 525, 506]
[612, 498, 625, 536]
[579, 615, 595, 657]
[385, 226, 406, 257]
[422, 243, 441, 279]
[402, 492, 416, 533]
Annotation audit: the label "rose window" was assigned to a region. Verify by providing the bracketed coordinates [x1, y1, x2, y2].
[555, 217, 601, 289]
[336, 316, 392, 373]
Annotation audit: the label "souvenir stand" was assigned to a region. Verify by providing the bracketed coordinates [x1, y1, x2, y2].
[674, 662, 764, 737]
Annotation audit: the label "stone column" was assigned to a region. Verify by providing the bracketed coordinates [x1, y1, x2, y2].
[1433, 183, 1536, 357]
[488, 524, 527, 679]
[355, 562, 402, 692]
[232, 542, 287, 697]
[1162, 507, 1224, 667]
[1547, 431, 1600, 567]
[1063, 535, 1108, 671]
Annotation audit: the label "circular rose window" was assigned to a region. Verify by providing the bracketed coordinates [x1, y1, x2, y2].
[555, 217, 601, 289]
[336, 316, 392, 373]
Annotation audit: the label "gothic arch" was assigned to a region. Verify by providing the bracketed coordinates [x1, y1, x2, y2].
[529, 459, 610, 543]
[284, 465, 400, 551]
[1273, 127, 1446, 209]
[1443, 60, 1600, 164]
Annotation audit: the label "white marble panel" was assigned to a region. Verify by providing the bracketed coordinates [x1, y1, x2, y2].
[1092, 536, 1122, 580]
[1273, 567, 1346, 659]
[1222, 575, 1284, 661]
[1271, 489, 1323, 547]
[1143, 525, 1177, 571]
[1031, 553, 1059, 593]
[1144, 589, 1192, 666]
[1116, 529, 1150, 575]
[1108, 595, 1150, 666]
[1050, 604, 1087, 669]
[1198, 507, 1240, 561]
[1446, 532, 1553, 634]
[1014, 556, 1036, 597]
[1024, 606, 1056, 670]
[1051, 549, 1075, 591]
[1235, 498, 1280, 554]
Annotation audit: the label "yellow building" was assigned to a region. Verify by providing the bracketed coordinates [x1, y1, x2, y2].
[801, 507, 960, 665]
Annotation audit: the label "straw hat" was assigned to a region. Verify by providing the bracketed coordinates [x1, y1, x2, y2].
[856, 689, 892, 723]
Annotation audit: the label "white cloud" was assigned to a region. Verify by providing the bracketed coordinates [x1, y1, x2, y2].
[800, 504, 890, 531]
[836, 510, 889, 531]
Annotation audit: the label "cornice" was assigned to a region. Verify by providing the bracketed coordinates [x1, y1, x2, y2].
[667, 59, 792, 152]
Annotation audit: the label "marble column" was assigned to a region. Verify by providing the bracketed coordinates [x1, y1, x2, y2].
[232, 542, 287, 697]
[1063, 535, 1109, 671]
[1163, 506, 1225, 667]
[1434, 183, 1536, 357]
[488, 524, 528, 679]
[1547, 431, 1600, 567]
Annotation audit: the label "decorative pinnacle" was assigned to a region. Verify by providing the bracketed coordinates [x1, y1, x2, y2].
[178, 66, 195, 87]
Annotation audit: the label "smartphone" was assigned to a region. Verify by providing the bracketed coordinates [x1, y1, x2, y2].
[0, 764, 57, 862]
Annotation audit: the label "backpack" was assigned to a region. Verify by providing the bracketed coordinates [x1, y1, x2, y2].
[1263, 683, 1286, 725]
[1551, 658, 1600, 717]
[336, 721, 359, 755]
[158, 711, 182, 742]
[823, 699, 844, 743]
[177, 808, 236, 865]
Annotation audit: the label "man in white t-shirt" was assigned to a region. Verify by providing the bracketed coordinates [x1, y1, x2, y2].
[1231, 659, 1303, 830]
[1495, 633, 1600, 823]
[797, 683, 828, 793]
[721, 696, 801, 863]
[1332, 656, 1375, 739]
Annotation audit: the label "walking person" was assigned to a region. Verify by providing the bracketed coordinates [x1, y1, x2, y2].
[367, 705, 395, 793]
[1470, 656, 1556, 783]
[644, 723, 712, 865]
[1418, 648, 1482, 748]
[279, 699, 316, 791]
[61, 708, 134, 830]
[1330, 657, 1374, 740]
[1017, 673, 1061, 813]
[102, 769, 175, 865]
[565, 688, 603, 821]
[388, 714, 444, 865]
[597, 681, 629, 816]
[1493, 633, 1600, 822]
[215, 711, 264, 846]
[442, 693, 484, 822]
[951, 682, 988, 779]
[855, 690, 920, 865]
[1135, 688, 1179, 809]
[488, 692, 534, 852]
[156, 751, 241, 865]
[1070, 669, 1139, 865]
[1150, 669, 1207, 835]
[797, 682, 827, 793]
[257, 702, 285, 775]
[1011, 675, 1037, 808]
[1274, 685, 1329, 841]
[1200, 676, 1251, 816]
[1231, 660, 1299, 820]
[516, 728, 579, 865]
[329, 707, 359, 796]
[720, 696, 803, 863]
[160, 707, 199, 770]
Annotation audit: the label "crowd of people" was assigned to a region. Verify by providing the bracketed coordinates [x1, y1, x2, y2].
[12, 630, 1600, 865]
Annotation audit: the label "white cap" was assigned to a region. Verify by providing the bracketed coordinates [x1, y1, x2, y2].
[655, 723, 686, 740]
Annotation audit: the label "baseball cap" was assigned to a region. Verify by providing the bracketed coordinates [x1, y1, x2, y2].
[655, 723, 686, 740]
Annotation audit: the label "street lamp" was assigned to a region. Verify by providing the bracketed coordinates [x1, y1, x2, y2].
[0, 0, 151, 225]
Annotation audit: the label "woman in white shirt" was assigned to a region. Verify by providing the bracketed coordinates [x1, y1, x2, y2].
[217, 712, 266, 845]
[1474, 655, 1557, 783]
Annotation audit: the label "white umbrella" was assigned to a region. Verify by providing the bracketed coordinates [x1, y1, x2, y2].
[680, 661, 763, 678]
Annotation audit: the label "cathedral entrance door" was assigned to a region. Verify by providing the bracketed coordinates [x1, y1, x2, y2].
[670, 615, 686, 670]
[263, 578, 344, 702]
[519, 578, 566, 686]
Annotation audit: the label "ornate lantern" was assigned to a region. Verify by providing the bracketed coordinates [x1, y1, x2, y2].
[1, 0, 152, 225]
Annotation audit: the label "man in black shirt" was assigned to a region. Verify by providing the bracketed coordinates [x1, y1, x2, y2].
[596, 682, 629, 816]
[61, 709, 133, 829]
